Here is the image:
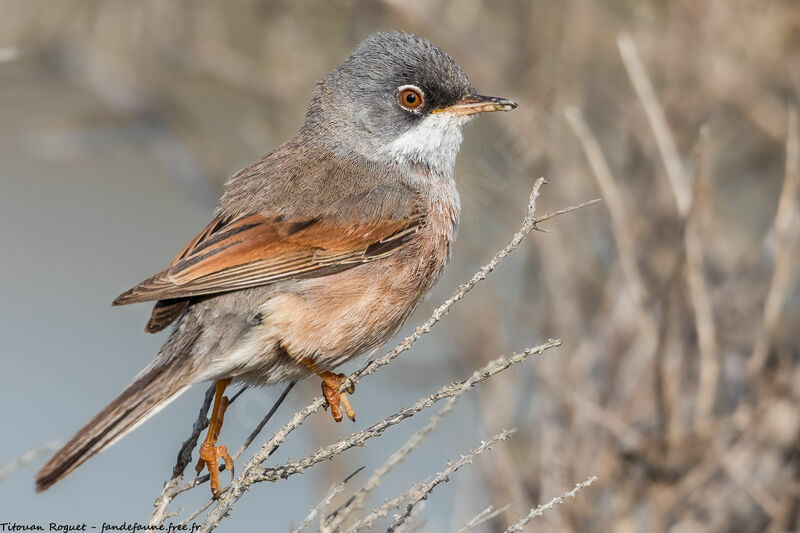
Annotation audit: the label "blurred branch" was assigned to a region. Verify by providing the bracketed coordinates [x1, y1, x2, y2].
[458, 503, 512, 533]
[564, 106, 650, 307]
[618, 33, 719, 428]
[565, 105, 677, 446]
[749, 105, 800, 377]
[0, 441, 61, 483]
[617, 34, 690, 214]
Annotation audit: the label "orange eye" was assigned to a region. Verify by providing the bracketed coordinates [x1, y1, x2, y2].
[398, 86, 424, 110]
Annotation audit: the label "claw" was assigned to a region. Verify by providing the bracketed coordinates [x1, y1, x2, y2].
[219, 444, 234, 482]
[340, 392, 356, 422]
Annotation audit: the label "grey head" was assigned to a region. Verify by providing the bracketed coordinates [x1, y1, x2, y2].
[301, 32, 517, 178]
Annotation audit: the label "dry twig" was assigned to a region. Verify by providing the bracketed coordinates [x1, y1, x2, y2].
[458, 503, 513, 533]
[293, 467, 363, 533]
[503, 476, 598, 532]
[387, 430, 516, 532]
[255, 343, 559, 484]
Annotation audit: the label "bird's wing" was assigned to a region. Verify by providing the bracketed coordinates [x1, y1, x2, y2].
[113, 211, 422, 305]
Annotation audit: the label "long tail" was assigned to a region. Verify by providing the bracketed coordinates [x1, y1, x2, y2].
[36, 331, 200, 492]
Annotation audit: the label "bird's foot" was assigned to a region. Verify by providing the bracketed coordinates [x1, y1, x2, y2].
[195, 379, 234, 499]
[320, 371, 356, 423]
[195, 440, 233, 499]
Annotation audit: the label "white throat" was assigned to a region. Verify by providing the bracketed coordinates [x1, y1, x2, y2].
[377, 112, 472, 176]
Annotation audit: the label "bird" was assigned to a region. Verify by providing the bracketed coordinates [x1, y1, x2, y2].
[35, 31, 517, 498]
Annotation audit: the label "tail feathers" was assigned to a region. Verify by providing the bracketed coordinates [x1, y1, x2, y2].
[36, 356, 196, 492]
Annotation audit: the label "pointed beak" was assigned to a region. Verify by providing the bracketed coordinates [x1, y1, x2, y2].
[433, 94, 518, 116]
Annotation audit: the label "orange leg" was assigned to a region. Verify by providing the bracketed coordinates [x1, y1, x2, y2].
[195, 378, 234, 499]
[300, 358, 356, 423]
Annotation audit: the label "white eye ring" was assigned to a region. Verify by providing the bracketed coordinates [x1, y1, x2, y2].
[396, 84, 425, 112]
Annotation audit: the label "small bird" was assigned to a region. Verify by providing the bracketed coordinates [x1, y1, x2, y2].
[36, 31, 517, 498]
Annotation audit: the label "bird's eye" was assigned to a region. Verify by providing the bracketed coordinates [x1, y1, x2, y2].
[397, 86, 424, 111]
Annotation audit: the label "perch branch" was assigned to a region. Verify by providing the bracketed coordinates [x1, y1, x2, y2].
[197, 340, 559, 530]
[323, 329, 520, 531]
[255, 342, 559, 484]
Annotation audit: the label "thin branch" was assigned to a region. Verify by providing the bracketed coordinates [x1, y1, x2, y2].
[387, 429, 517, 533]
[232, 381, 295, 461]
[254, 343, 559, 484]
[293, 467, 363, 533]
[503, 476, 598, 532]
[179, 500, 215, 528]
[391, 501, 427, 533]
[192, 341, 559, 530]
[324, 331, 511, 531]
[345, 488, 414, 532]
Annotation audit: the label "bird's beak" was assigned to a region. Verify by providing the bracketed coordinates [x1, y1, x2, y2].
[432, 94, 518, 116]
